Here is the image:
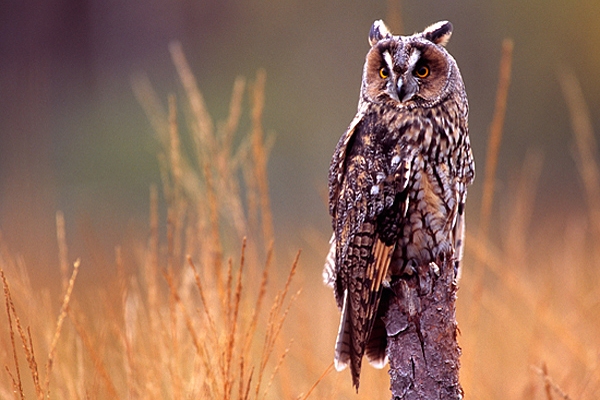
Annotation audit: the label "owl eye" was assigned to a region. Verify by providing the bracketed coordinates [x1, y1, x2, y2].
[414, 65, 430, 78]
[379, 67, 390, 79]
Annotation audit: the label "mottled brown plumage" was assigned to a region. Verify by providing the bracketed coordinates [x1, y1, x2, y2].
[323, 20, 474, 390]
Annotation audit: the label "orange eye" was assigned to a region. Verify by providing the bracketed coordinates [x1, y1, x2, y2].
[379, 67, 389, 79]
[414, 65, 430, 78]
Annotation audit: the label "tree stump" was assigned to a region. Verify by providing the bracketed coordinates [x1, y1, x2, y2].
[384, 259, 462, 399]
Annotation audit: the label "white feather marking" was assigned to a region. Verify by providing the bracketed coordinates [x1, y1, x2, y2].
[334, 289, 350, 371]
[322, 234, 337, 287]
[424, 21, 449, 35]
[383, 50, 394, 73]
[407, 48, 421, 71]
[369, 355, 388, 369]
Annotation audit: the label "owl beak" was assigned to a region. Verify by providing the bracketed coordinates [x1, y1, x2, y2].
[396, 77, 418, 103]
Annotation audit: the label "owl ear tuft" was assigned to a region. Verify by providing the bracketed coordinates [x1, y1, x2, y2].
[422, 21, 453, 47]
[369, 20, 392, 46]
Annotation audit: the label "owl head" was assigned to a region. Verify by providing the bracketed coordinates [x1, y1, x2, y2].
[360, 20, 463, 108]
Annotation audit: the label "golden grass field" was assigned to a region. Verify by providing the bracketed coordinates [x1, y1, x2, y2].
[1, 40, 599, 399]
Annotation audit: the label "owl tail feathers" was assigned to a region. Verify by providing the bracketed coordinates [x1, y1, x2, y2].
[334, 289, 363, 390]
[335, 289, 390, 390]
[364, 316, 388, 369]
[334, 289, 352, 371]
[365, 287, 390, 368]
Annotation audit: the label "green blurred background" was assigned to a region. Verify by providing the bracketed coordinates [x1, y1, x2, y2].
[1, 0, 599, 281]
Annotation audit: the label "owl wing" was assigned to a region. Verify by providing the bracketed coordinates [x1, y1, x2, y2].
[452, 141, 475, 281]
[328, 112, 414, 389]
[327, 105, 366, 312]
[328, 103, 369, 221]
[333, 221, 395, 391]
[452, 188, 469, 281]
[323, 231, 394, 377]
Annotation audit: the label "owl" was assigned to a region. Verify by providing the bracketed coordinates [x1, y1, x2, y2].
[323, 20, 475, 390]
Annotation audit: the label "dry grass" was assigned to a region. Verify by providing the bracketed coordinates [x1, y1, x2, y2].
[457, 45, 600, 399]
[479, 38, 514, 238]
[1, 43, 300, 400]
[1, 41, 599, 400]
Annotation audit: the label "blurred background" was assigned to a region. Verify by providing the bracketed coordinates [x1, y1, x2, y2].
[1, 1, 600, 398]
[2, 0, 599, 276]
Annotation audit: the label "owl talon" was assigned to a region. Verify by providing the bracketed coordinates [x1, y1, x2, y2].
[417, 264, 433, 295]
[402, 260, 417, 277]
[429, 261, 441, 277]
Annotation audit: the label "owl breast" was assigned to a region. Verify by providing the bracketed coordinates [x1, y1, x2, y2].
[389, 154, 458, 275]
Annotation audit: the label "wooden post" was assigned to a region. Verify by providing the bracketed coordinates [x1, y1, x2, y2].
[384, 258, 462, 399]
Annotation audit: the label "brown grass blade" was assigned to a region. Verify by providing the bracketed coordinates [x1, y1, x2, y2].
[558, 70, 600, 241]
[56, 211, 69, 293]
[297, 361, 335, 400]
[254, 252, 301, 398]
[6, 294, 42, 399]
[533, 363, 572, 400]
[1, 268, 25, 400]
[242, 242, 273, 357]
[479, 38, 514, 237]
[261, 342, 291, 400]
[131, 72, 168, 143]
[204, 160, 224, 294]
[221, 76, 246, 154]
[187, 256, 218, 341]
[44, 258, 80, 398]
[169, 41, 216, 161]
[26, 327, 42, 399]
[166, 268, 184, 400]
[4, 365, 21, 400]
[165, 94, 187, 280]
[504, 149, 543, 262]
[68, 307, 120, 399]
[225, 240, 247, 398]
[250, 69, 274, 246]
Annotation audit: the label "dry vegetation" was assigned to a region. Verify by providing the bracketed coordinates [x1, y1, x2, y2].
[457, 47, 600, 398]
[1, 40, 599, 400]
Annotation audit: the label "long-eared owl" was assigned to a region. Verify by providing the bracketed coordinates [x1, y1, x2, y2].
[323, 20, 475, 389]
